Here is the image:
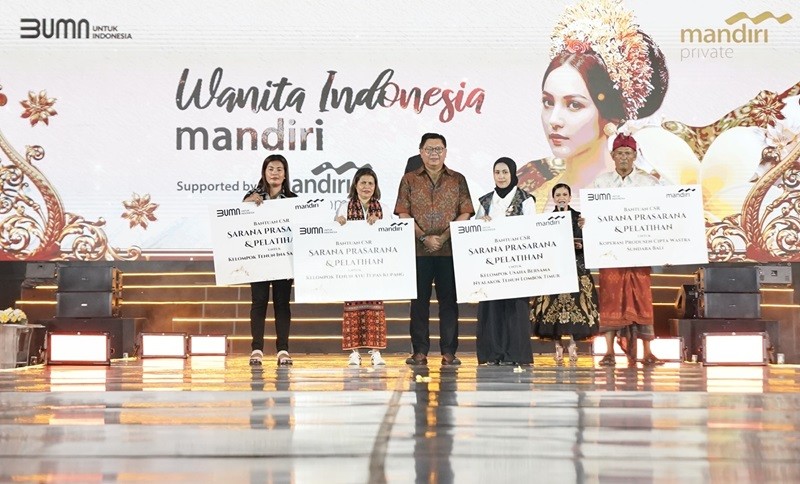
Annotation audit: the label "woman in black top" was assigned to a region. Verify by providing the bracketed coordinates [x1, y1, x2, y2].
[530, 183, 599, 364]
[242, 154, 296, 366]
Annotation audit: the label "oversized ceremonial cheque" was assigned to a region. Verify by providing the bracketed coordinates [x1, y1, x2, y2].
[580, 184, 708, 269]
[291, 219, 417, 303]
[450, 214, 579, 303]
[209, 198, 330, 285]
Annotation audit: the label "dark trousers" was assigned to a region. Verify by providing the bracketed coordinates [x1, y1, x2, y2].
[410, 256, 459, 355]
[249, 279, 293, 352]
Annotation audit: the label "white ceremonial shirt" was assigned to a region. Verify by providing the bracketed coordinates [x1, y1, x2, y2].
[590, 168, 662, 189]
[474, 187, 537, 219]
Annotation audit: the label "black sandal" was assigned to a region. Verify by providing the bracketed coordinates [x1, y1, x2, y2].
[598, 354, 616, 367]
[642, 354, 665, 367]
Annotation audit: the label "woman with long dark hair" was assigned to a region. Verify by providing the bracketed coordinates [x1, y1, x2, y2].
[243, 154, 296, 366]
[516, 0, 669, 212]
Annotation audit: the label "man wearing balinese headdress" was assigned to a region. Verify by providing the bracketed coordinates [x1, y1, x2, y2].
[591, 133, 664, 367]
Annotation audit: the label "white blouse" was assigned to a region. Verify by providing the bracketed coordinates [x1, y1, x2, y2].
[474, 187, 537, 219]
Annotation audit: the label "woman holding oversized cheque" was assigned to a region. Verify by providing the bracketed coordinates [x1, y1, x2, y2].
[474, 157, 536, 366]
[334, 167, 391, 367]
[530, 183, 599, 364]
[242, 154, 297, 367]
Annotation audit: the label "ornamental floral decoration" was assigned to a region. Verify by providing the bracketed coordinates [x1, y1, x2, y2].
[20, 90, 58, 127]
[122, 193, 159, 230]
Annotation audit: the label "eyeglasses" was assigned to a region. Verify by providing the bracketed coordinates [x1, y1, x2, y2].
[422, 147, 445, 155]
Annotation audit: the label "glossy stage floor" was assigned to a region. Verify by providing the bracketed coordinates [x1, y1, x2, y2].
[2, 354, 800, 483]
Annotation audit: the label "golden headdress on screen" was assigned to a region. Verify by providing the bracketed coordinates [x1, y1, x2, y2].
[550, 0, 654, 120]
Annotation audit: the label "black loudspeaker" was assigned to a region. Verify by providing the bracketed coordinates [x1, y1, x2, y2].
[56, 292, 121, 318]
[696, 267, 759, 293]
[25, 262, 57, 280]
[697, 292, 761, 319]
[675, 284, 699, 318]
[57, 266, 121, 292]
[43, 318, 145, 357]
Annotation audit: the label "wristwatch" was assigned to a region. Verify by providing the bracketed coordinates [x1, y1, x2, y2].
[418, 235, 427, 243]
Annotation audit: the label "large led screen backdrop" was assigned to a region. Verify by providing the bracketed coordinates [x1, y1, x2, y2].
[1, 0, 798, 262]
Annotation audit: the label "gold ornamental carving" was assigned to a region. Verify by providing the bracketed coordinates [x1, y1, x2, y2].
[0, 130, 142, 261]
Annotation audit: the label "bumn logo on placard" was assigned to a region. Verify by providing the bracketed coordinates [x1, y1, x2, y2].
[587, 192, 611, 202]
[298, 227, 324, 235]
[216, 208, 242, 218]
[457, 225, 482, 234]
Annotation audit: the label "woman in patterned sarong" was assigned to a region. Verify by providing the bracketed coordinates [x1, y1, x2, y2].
[531, 183, 599, 364]
[334, 167, 390, 367]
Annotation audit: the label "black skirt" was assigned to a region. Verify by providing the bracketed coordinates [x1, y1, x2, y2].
[476, 297, 533, 364]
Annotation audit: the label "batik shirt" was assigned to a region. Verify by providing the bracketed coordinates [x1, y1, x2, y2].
[394, 165, 474, 256]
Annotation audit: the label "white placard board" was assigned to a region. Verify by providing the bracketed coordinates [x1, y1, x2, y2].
[209, 198, 330, 285]
[291, 219, 417, 303]
[450, 214, 578, 303]
[580, 184, 709, 268]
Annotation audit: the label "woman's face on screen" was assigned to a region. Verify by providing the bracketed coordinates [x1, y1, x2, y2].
[541, 64, 603, 161]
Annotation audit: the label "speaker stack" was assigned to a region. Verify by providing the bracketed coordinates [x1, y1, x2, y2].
[669, 266, 779, 363]
[56, 266, 122, 318]
[44, 266, 142, 359]
[695, 266, 761, 319]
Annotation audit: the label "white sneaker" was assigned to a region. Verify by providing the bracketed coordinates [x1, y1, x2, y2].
[249, 350, 263, 366]
[276, 350, 293, 366]
[369, 349, 386, 366]
[348, 350, 361, 366]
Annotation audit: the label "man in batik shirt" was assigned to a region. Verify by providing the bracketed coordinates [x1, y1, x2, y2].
[394, 133, 474, 366]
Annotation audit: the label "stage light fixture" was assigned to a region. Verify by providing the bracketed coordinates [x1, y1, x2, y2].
[188, 335, 227, 356]
[702, 332, 768, 366]
[140, 333, 187, 358]
[47, 332, 110, 366]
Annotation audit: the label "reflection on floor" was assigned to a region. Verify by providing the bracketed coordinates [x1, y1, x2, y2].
[1, 355, 799, 483]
